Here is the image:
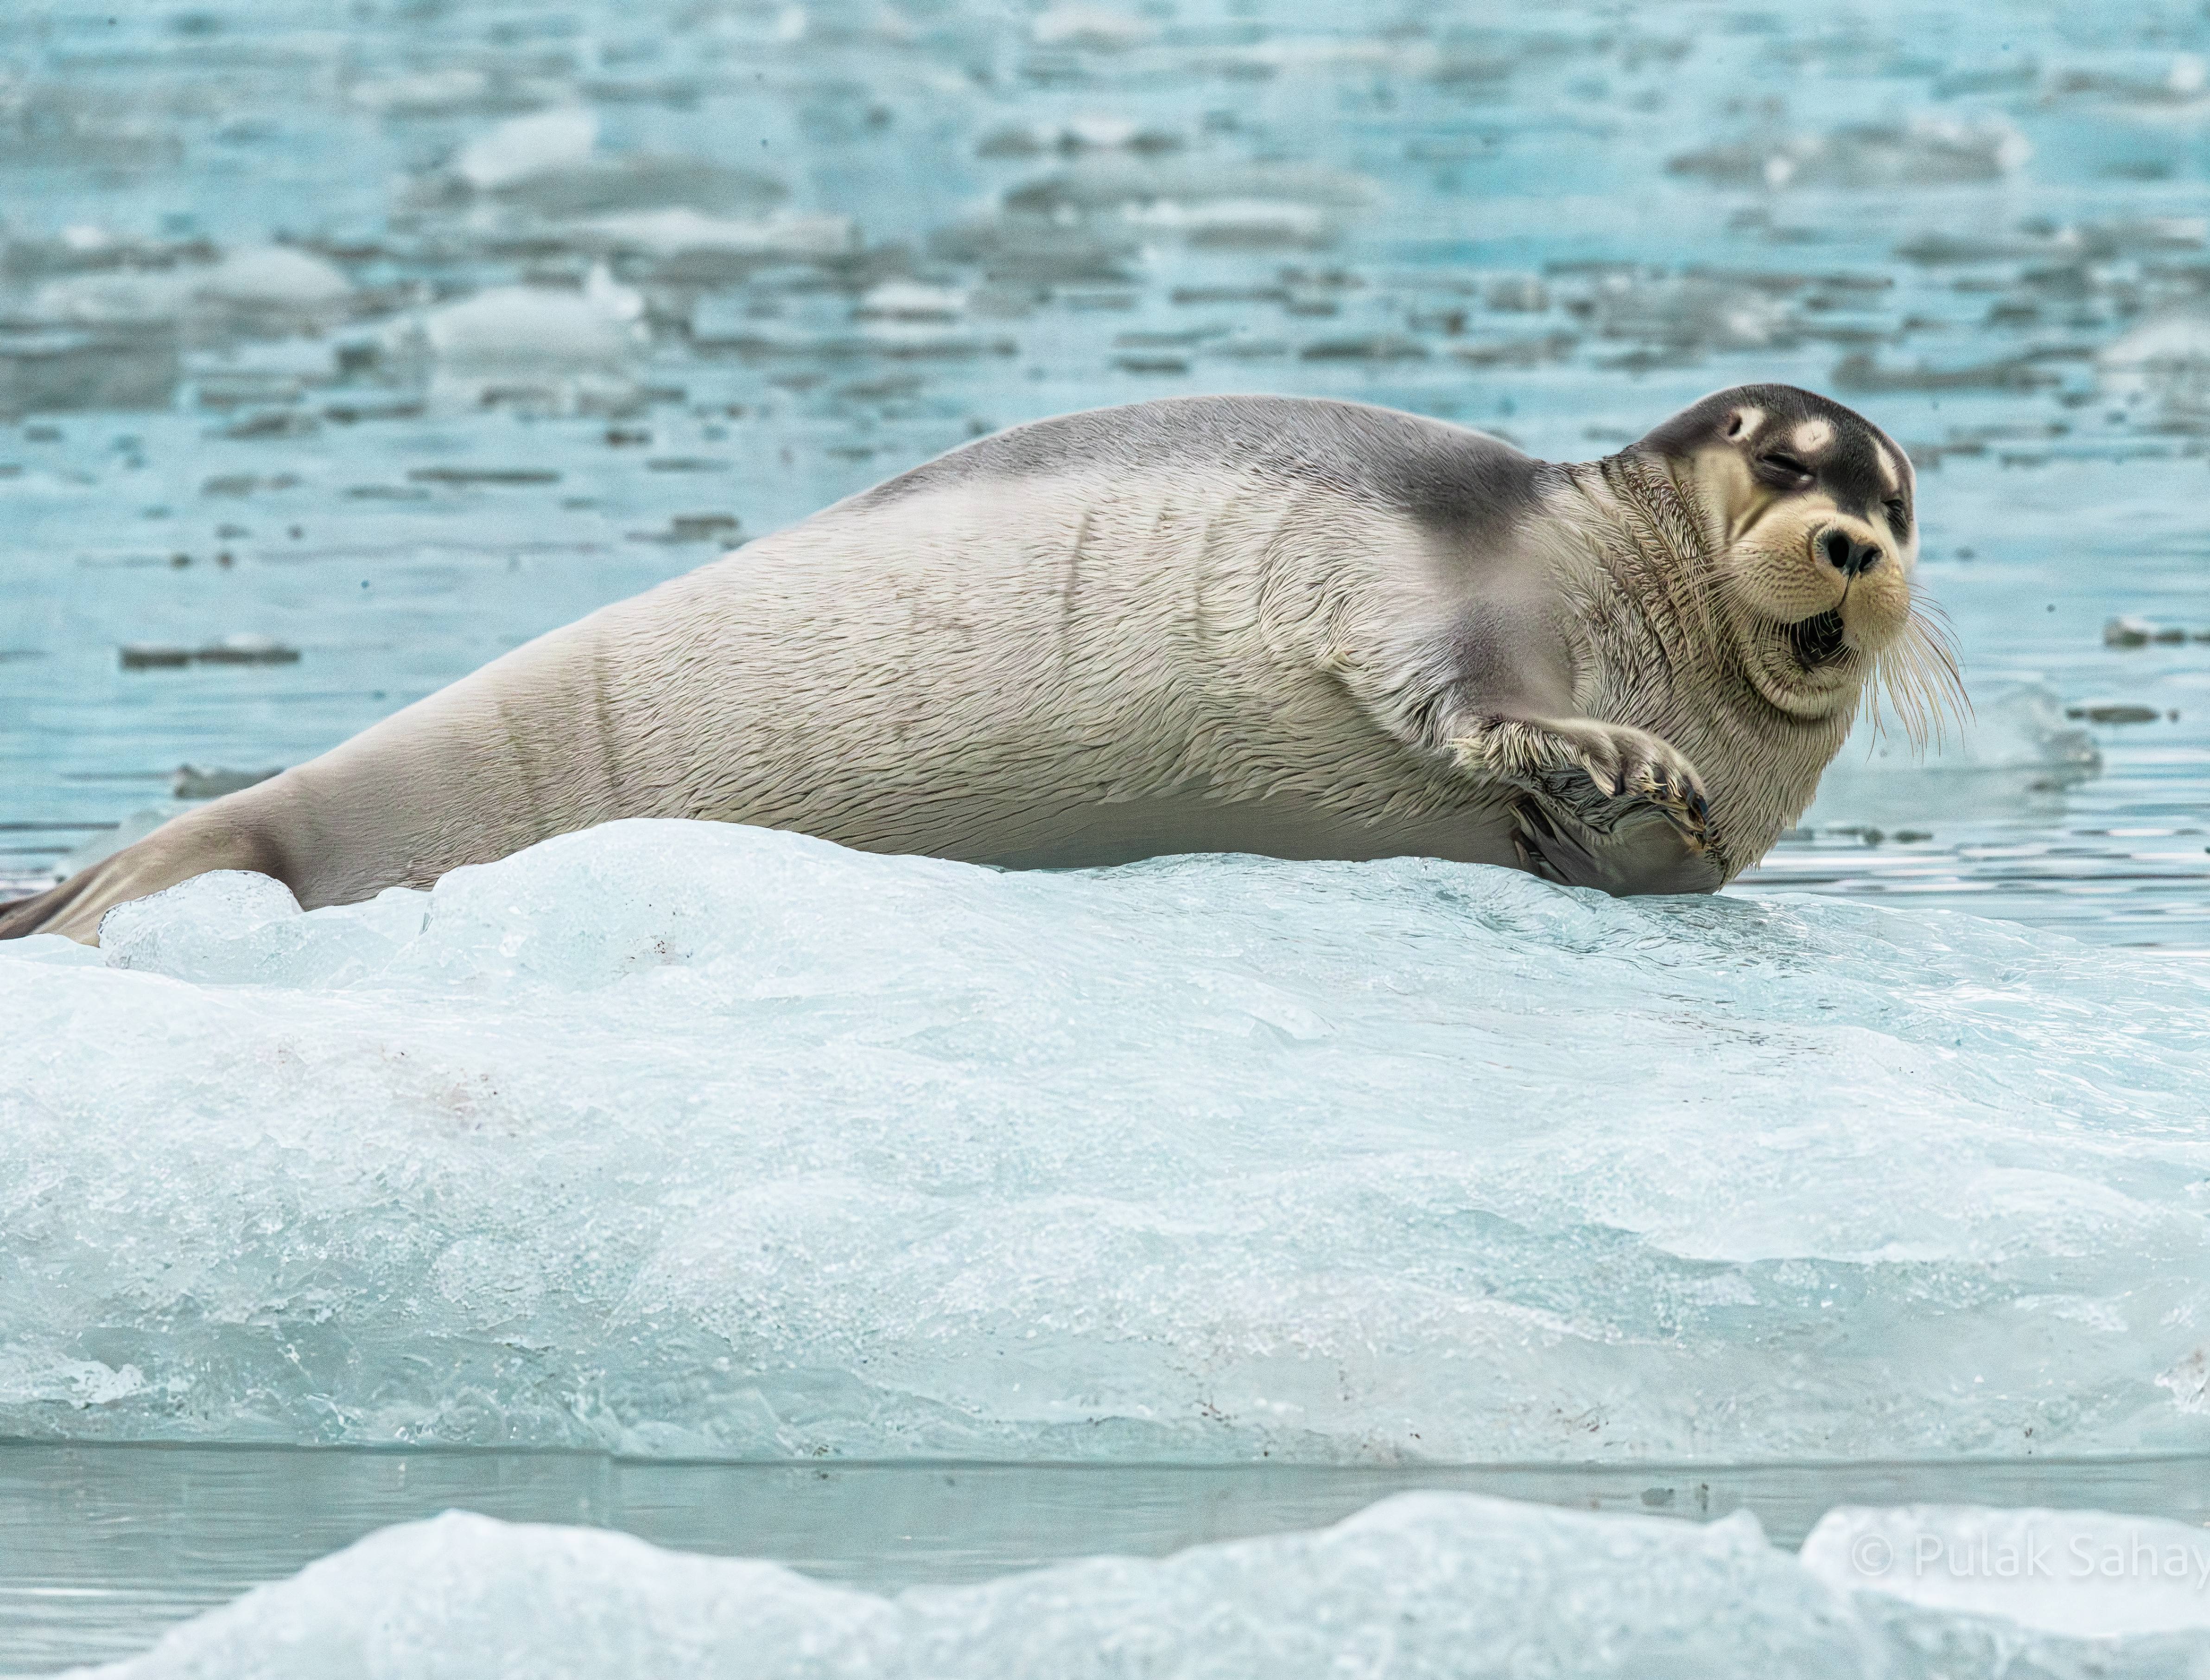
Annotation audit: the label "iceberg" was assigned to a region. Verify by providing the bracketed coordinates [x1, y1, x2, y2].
[2, 820, 2207, 1459]
[72, 1494, 2210, 1680]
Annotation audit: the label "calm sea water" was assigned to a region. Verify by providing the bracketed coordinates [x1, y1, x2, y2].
[10, 1443, 2210, 1671]
[0, 0, 2205, 942]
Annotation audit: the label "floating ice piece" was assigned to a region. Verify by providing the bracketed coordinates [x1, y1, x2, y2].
[83, 1495, 2210, 1680]
[31, 247, 349, 329]
[409, 265, 645, 368]
[2103, 616, 2203, 647]
[1031, 5, 1154, 48]
[2099, 315, 2210, 421]
[1670, 117, 2031, 190]
[3, 821, 2209, 1459]
[198, 247, 351, 312]
[1804, 1505, 2210, 1640]
[853, 280, 966, 321]
[30, 268, 191, 326]
[454, 107, 599, 193]
[347, 67, 495, 115]
[1125, 197, 1332, 247]
[564, 206, 856, 261]
[81, 1497, 1886, 1680]
[1589, 273, 1793, 352]
[446, 109, 783, 219]
[1805, 683, 2099, 825]
[1007, 158, 1377, 215]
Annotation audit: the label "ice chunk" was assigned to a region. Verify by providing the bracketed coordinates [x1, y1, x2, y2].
[1670, 117, 2030, 190]
[564, 207, 856, 262]
[454, 108, 599, 194]
[193, 246, 351, 312]
[80, 1496, 1882, 1680]
[1031, 5, 1155, 48]
[853, 280, 967, 321]
[99, 871, 426, 989]
[405, 265, 645, 369]
[1804, 1505, 2210, 1639]
[1589, 274, 1795, 353]
[3, 821, 2209, 1458]
[101, 870, 304, 971]
[31, 248, 349, 330]
[2099, 314, 2210, 424]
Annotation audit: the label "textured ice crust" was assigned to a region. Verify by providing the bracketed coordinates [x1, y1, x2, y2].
[4, 818, 2210, 1458]
[78, 1496, 2210, 1680]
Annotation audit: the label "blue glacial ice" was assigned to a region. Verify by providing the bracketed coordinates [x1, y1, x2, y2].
[3, 818, 2209, 1459]
[70, 1494, 2210, 1680]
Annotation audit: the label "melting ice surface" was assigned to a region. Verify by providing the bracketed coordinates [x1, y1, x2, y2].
[4, 819, 2208, 1461]
[68, 1495, 2210, 1680]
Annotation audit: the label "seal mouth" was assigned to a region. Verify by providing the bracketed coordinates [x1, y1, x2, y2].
[1785, 607, 1849, 669]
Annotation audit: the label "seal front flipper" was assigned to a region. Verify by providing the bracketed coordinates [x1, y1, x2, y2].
[1450, 714, 1727, 896]
[1507, 794, 1725, 897]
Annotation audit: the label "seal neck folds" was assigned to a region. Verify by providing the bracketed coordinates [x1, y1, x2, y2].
[1550, 453, 1867, 865]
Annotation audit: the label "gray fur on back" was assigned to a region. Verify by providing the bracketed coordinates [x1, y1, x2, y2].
[854, 395, 1552, 551]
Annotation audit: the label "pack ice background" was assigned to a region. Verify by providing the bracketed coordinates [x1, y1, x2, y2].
[3, 0, 2210, 1461]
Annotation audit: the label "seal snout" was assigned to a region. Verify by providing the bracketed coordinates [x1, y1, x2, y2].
[1819, 527, 1882, 578]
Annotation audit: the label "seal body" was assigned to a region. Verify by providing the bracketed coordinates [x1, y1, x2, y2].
[0, 390, 1949, 943]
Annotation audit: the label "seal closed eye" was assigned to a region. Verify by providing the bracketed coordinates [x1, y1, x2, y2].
[0, 387, 1961, 945]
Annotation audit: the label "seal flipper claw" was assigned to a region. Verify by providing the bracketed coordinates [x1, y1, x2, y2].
[1453, 713, 1723, 895]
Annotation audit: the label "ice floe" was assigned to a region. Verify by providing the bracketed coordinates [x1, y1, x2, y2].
[398, 263, 645, 371]
[2, 820, 2207, 1459]
[73, 1495, 2210, 1679]
[30, 247, 351, 332]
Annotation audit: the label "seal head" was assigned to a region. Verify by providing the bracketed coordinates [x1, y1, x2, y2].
[1627, 383, 1950, 747]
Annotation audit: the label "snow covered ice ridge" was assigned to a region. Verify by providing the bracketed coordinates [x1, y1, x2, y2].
[3, 819, 2209, 1459]
[70, 1495, 2210, 1679]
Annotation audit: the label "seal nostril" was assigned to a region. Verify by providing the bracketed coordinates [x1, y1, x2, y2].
[1822, 531, 1882, 577]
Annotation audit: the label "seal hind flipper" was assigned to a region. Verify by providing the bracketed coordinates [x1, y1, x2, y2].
[0, 877, 96, 942]
[0, 806, 291, 945]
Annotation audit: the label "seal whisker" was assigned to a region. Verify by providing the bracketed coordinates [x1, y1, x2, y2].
[1864, 596, 1968, 753]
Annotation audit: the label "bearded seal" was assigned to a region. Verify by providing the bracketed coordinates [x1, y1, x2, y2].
[0, 386, 1958, 944]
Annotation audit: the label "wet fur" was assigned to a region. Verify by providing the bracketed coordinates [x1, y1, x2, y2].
[0, 390, 1955, 944]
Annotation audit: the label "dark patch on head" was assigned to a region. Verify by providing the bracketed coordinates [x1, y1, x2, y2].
[1637, 383, 1913, 533]
[851, 395, 1549, 550]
